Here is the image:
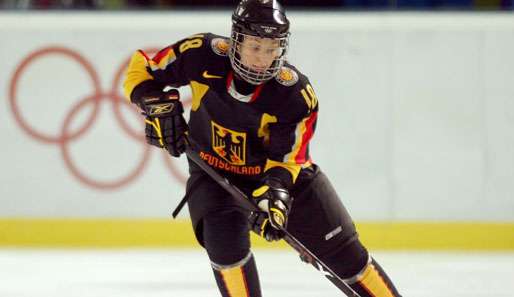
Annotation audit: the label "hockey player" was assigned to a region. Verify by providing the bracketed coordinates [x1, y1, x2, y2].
[123, 0, 402, 296]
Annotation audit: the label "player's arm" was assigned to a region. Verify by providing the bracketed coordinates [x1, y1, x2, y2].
[123, 33, 207, 105]
[265, 81, 319, 188]
[251, 80, 319, 241]
[122, 34, 208, 157]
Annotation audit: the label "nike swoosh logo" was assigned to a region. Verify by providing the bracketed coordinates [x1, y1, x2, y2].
[202, 71, 223, 79]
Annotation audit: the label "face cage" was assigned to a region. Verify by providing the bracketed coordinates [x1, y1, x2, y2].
[229, 31, 289, 85]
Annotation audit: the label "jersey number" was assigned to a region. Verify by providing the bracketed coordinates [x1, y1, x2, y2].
[301, 84, 318, 111]
[179, 34, 204, 53]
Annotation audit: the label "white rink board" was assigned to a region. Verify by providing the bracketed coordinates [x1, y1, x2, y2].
[0, 12, 513, 221]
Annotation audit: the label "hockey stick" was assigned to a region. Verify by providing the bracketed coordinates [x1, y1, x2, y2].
[184, 146, 362, 297]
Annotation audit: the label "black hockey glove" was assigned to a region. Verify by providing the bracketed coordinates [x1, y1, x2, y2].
[249, 211, 285, 242]
[139, 89, 188, 157]
[250, 177, 293, 242]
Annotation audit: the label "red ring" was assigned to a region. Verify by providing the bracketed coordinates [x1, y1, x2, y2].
[9, 45, 190, 189]
[110, 92, 145, 142]
[8, 46, 102, 144]
[162, 150, 188, 185]
[59, 92, 151, 190]
[161, 98, 191, 184]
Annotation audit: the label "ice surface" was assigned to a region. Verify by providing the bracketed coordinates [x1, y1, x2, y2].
[0, 249, 513, 297]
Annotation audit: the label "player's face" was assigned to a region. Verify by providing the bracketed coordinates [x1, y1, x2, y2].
[239, 36, 282, 73]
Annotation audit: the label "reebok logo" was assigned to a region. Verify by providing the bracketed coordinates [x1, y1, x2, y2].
[202, 71, 223, 79]
[149, 103, 174, 115]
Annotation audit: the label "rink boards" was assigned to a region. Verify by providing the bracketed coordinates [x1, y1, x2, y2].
[1, 219, 513, 250]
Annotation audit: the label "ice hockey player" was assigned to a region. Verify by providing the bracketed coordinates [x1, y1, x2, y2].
[123, 0, 402, 296]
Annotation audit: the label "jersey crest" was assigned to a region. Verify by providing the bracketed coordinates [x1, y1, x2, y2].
[211, 38, 230, 56]
[275, 66, 298, 87]
[211, 121, 246, 165]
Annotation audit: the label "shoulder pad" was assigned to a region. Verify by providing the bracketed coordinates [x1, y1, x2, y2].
[275, 66, 299, 87]
[210, 37, 230, 56]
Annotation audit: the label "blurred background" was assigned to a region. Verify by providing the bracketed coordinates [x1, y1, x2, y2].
[0, 0, 513, 10]
[0, 1, 513, 296]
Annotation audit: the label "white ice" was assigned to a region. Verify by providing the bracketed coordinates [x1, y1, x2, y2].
[1, 249, 513, 297]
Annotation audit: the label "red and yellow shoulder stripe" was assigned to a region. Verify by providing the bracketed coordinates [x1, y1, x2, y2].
[122, 48, 177, 101]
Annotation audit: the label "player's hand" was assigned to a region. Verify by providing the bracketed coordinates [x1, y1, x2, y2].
[248, 211, 285, 242]
[251, 177, 293, 241]
[141, 89, 188, 157]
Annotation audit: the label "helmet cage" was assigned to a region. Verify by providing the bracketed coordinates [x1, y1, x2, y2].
[229, 30, 289, 85]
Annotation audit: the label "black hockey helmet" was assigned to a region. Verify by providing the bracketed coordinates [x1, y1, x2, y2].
[232, 0, 290, 39]
[229, 0, 290, 85]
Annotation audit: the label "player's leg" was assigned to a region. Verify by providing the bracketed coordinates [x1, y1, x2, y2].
[204, 209, 261, 297]
[289, 166, 401, 297]
[187, 171, 262, 297]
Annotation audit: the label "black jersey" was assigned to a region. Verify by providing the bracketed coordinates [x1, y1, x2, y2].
[124, 33, 319, 186]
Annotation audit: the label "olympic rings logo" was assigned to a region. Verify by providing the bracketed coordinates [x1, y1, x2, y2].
[8, 46, 189, 190]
